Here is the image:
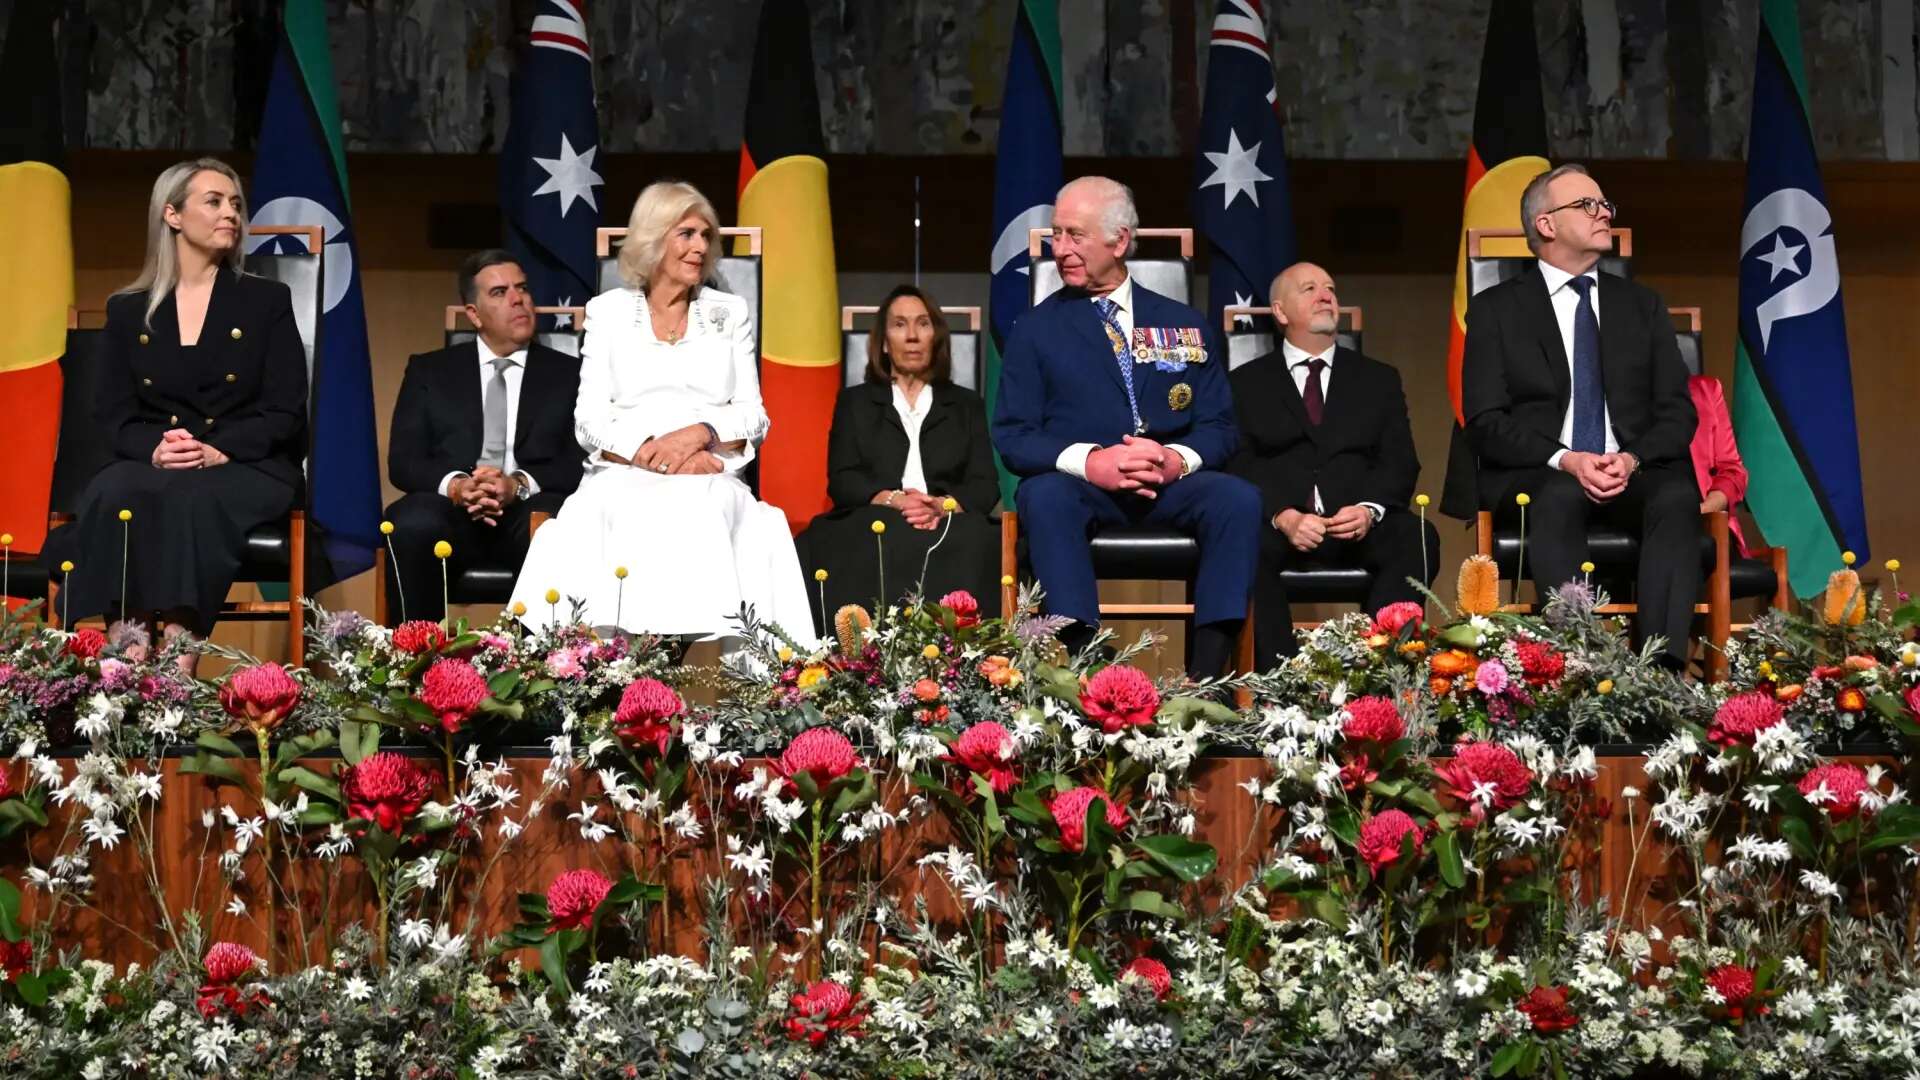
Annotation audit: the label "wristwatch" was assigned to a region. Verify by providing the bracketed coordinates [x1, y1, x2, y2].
[511, 472, 532, 502]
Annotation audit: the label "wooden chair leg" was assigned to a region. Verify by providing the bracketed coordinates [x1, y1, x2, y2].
[1475, 511, 1493, 557]
[1769, 546, 1790, 612]
[1705, 510, 1731, 682]
[530, 510, 551, 537]
[999, 512, 1019, 621]
[1234, 597, 1256, 710]
[287, 511, 306, 669]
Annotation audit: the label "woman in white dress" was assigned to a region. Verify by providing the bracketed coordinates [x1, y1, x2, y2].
[510, 181, 812, 642]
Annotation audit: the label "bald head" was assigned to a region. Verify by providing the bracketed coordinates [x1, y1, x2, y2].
[1051, 176, 1138, 294]
[1269, 261, 1339, 349]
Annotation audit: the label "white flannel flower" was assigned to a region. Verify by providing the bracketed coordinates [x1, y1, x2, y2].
[1798, 869, 1841, 901]
[341, 975, 373, 1002]
[569, 802, 615, 843]
[225, 895, 247, 916]
[396, 919, 434, 948]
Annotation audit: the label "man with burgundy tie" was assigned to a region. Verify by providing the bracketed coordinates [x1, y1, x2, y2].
[1455, 164, 1699, 668]
[1227, 261, 1433, 663]
[382, 251, 583, 625]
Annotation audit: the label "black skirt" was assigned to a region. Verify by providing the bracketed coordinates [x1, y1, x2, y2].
[794, 505, 1002, 635]
[44, 460, 296, 633]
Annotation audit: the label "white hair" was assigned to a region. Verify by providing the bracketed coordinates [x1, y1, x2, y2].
[1057, 176, 1139, 254]
[1521, 163, 1591, 253]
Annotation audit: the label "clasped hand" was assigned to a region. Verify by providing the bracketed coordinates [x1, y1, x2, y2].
[450, 466, 519, 526]
[895, 490, 952, 530]
[1084, 434, 1182, 499]
[151, 428, 227, 470]
[1559, 450, 1636, 503]
[1275, 505, 1372, 552]
[635, 424, 722, 476]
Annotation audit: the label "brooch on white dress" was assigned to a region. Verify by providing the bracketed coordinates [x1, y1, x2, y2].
[709, 304, 728, 333]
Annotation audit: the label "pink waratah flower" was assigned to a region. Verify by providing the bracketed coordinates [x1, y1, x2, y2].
[391, 620, 447, 656]
[342, 752, 433, 833]
[785, 980, 867, 1045]
[1371, 601, 1425, 638]
[0, 767, 12, 801]
[939, 589, 981, 628]
[64, 627, 106, 660]
[1080, 664, 1160, 734]
[1120, 956, 1173, 1000]
[1357, 809, 1424, 874]
[203, 942, 259, 985]
[477, 631, 514, 654]
[1051, 786, 1129, 853]
[1709, 690, 1787, 748]
[1341, 696, 1405, 744]
[1517, 985, 1579, 1033]
[416, 658, 489, 734]
[546, 868, 614, 932]
[779, 727, 858, 792]
[0, 939, 29, 981]
[1906, 684, 1920, 721]
[943, 721, 1019, 795]
[545, 648, 585, 680]
[1515, 640, 1566, 686]
[1706, 964, 1755, 1007]
[219, 663, 301, 732]
[1798, 762, 1871, 820]
[1437, 741, 1535, 813]
[1473, 659, 1510, 695]
[613, 678, 684, 756]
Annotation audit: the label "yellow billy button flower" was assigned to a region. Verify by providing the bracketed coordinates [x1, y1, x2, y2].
[777, 646, 794, 663]
[1887, 559, 1902, 573]
[510, 601, 527, 616]
[433, 541, 452, 560]
[1415, 494, 1430, 508]
[1000, 574, 1015, 588]
[544, 589, 560, 605]
[870, 520, 886, 535]
[1842, 550, 1856, 566]
[380, 520, 395, 535]
[922, 644, 941, 660]
[1580, 561, 1595, 575]
[117, 509, 132, 522]
[0, 534, 11, 546]
[814, 569, 828, 581]
[1515, 493, 1531, 507]
[1596, 679, 1614, 695]
[614, 566, 629, 580]
[60, 561, 74, 573]
[942, 497, 958, 512]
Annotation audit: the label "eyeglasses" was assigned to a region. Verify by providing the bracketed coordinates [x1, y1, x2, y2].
[1543, 197, 1617, 220]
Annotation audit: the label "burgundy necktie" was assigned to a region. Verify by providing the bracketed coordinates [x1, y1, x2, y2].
[1302, 358, 1326, 425]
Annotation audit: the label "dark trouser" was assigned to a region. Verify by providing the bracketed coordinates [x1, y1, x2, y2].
[1255, 511, 1439, 664]
[382, 490, 567, 625]
[1497, 464, 1701, 667]
[1015, 470, 1260, 677]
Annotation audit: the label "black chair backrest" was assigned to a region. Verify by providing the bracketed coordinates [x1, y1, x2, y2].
[596, 227, 763, 365]
[1463, 227, 1633, 300]
[1671, 307, 1703, 377]
[49, 325, 109, 514]
[1223, 306, 1364, 372]
[840, 305, 984, 392]
[444, 305, 586, 357]
[242, 225, 325, 388]
[1028, 228, 1195, 307]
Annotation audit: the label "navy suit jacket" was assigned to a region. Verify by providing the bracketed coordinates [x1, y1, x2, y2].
[992, 281, 1237, 478]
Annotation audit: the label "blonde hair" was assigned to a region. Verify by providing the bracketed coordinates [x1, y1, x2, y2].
[616, 180, 722, 290]
[115, 157, 249, 329]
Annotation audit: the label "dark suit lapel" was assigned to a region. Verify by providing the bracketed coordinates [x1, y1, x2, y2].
[1596, 273, 1631, 402]
[454, 342, 484, 453]
[866, 381, 905, 435]
[1315, 347, 1364, 441]
[1525, 268, 1571, 405]
[920, 383, 953, 439]
[199, 270, 238, 368]
[512, 346, 546, 455]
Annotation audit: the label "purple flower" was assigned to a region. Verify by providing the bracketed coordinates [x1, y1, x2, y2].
[138, 673, 192, 705]
[545, 649, 585, 680]
[97, 659, 137, 694]
[1474, 659, 1511, 696]
[107, 620, 151, 661]
[324, 609, 369, 642]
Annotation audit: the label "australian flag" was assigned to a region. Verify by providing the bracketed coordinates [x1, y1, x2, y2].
[1191, 0, 1295, 333]
[500, 0, 603, 328]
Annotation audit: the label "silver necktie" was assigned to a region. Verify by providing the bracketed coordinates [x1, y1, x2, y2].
[479, 355, 512, 469]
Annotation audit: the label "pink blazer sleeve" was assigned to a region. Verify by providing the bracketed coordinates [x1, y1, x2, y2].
[1689, 375, 1751, 554]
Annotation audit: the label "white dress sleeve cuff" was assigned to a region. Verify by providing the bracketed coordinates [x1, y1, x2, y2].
[1055, 443, 1096, 480]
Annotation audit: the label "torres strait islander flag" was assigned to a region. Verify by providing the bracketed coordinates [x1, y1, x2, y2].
[737, 0, 839, 532]
[1733, 0, 1868, 595]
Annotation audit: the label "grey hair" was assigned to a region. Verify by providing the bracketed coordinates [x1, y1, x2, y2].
[616, 180, 721, 290]
[1520, 163, 1590, 253]
[115, 158, 248, 329]
[1057, 176, 1139, 255]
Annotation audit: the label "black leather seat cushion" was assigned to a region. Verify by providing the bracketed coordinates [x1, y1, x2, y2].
[1278, 566, 1376, 602]
[1086, 526, 1201, 580]
[452, 566, 518, 603]
[234, 524, 292, 580]
[1727, 557, 1778, 600]
[1488, 526, 1775, 601]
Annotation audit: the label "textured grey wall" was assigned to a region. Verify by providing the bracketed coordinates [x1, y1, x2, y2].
[17, 0, 1920, 159]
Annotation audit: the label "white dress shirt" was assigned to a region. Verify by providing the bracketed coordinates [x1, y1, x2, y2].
[1053, 274, 1203, 481]
[1536, 260, 1618, 469]
[1279, 338, 1382, 522]
[892, 381, 934, 492]
[437, 340, 539, 496]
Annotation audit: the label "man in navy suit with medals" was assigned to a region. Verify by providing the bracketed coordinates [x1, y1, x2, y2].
[993, 176, 1260, 676]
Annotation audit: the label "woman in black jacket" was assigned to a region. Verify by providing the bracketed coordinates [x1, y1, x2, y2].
[47, 158, 307, 644]
[795, 285, 1000, 630]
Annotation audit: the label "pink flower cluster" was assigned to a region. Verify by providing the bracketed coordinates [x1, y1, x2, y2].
[944, 721, 1019, 795]
[1079, 665, 1160, 734]
[1340, 696, 1405, 744]
[1436, 741, 1535, 814]
[613, 678, 683, 757]
[417, 658, 489, 733]
[785, 980, 867, 1045]
[1356, 809, 1424, 874]
[1798, 761, 1871, 820]
[547, 868, 614, 932]
[342, 752, 433, 833]
[939, 589, 981, 628]
[1371, 601, 1425, 638]
[219, 663, 301, 732]
[1120, 956, 1173, 1000]
[779, 727, 858, 792]
[391, 620, 447, 656]
[1051, 786, 1129, 853]
[1708, 690, 1786, 748]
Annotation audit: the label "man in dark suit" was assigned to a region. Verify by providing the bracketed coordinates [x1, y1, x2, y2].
[1228, 262, 1435, 663]
[383, 250, 583, 624]
[1451, 164, 1699, 667]
[993, 176, 1260, 677]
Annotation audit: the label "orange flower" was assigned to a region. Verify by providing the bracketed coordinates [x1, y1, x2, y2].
[1429, 677, 1454, 696]
[1430, 649, 1477, 679]
[1397, 640, 1429, 658]
[1837, 687, 1867, 713]
[797, 664, 830, 689]
[1821, 569, 1865, 626]
[978, 655, 1023, 689]
[912, 678, 942, 703]
[1843, 655, 1879, 671]
[1456, 555, 1501, 615]
[1365, 633, 1391, 649]
[1774, 683, 1803, 703]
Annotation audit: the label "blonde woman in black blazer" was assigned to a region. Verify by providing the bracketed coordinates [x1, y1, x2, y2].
[47, 158, 306, 642]
[795, 285, 1001, 631]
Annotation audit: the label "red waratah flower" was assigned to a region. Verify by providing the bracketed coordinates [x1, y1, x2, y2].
[1436, 741, 1535, 813]
[1338, 755, 1378, 792]
[546, 868, 614, 932]
[1356, 809, 1424, 874]
[0, 939, 30, 981]
[1514, 640, 1566, 686]
[944, 721, 1019, 795]
[785, 980, 867, 1046]
[1080, 665, 1160, 734]
[1371, 601, 1425, 638]
[939, 589, 981, 628]
[203, 942, 258, 984]
[219, 663, 301, 732]
[1709, 690, 1787, 748]
[0, 766, 12, 801]
[1705, 964, 1756, 1016]
[613, 678, 683, 756]
[1052, 786, 1129, 853]
[416, 658, 489, 734]
[341, 752, 432, 834]
[1517, 985, 1579, 1033]
[391, 620, 447, 655]
[1341, 696, 1405, 744]
[1120, 956, 1173, 1000]
[778, 727, 858, 792]
[64, 627, 106, 660]
[1798, 761, 1872, 820]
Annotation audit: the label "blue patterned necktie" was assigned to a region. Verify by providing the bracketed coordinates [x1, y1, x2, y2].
[1093, 296, 1143, 433]
[1567, 276, 1606, 454]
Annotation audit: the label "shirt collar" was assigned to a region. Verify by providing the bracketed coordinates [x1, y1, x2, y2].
[1280, 337, 1336, 368]
[477, 339, 529, 367]
[1536, 259, 1598, 296]
[1095, 274, 1134, 314]
[890, 381, 934, 417]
